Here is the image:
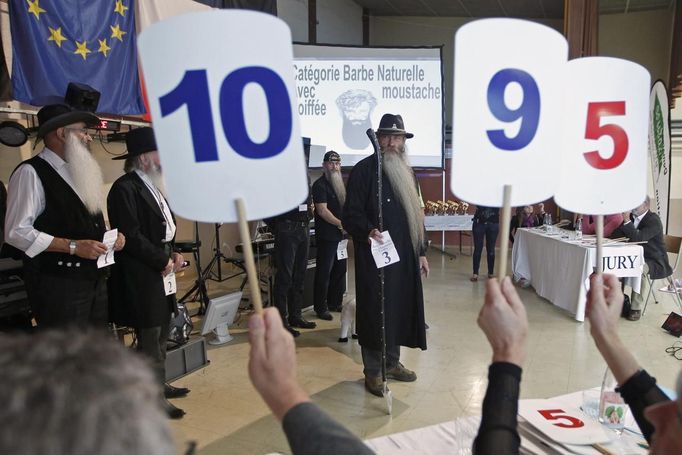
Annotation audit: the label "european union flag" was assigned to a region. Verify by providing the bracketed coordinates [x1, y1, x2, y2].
[9, 0, 145, 114]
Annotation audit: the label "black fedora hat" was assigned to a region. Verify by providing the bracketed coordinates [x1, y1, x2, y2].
[113, 127, 157, 160]
[375, 113, 413, 138]
[36, 104, 99, 140]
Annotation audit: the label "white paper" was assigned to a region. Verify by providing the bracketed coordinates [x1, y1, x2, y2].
[518, 399, 611, 445]
[97, 229, 118, 269]
[370, 231, 400, 269]
[555, 57, 650, 214]
[163, 271, 177, 296]
[138, 11, 307, 222]
[337, 239, 348, 260]
[451, 19, 567, 206]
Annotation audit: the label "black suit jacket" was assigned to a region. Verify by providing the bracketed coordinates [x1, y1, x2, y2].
[107, 172, 176, 328]
[610, 211, 672, 280]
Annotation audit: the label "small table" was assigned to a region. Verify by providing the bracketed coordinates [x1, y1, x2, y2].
[512, 228, 643, 321]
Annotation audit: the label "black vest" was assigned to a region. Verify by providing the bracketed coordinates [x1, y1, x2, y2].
[21, 155, 106, 279]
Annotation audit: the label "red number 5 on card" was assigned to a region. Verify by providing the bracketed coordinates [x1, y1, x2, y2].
[583, 101, 628, 170]
[538, 409, 585, 428]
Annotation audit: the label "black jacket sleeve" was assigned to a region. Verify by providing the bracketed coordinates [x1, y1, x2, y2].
[342, 162, 375, 242]
[617, 369, 670, 443]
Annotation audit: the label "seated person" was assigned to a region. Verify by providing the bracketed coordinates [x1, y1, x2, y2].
[576, 213, 624, 237]
[0, 330, 175, 454]
[535, 203, 546, 226]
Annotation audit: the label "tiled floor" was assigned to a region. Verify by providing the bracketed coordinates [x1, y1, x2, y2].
[169, 248, 682, 454]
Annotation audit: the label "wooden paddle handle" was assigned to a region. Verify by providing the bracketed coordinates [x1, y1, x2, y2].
[235, 198, 263, 314]
[497, 185, 512, 280]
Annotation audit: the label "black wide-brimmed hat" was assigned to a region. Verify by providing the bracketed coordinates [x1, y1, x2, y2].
[323, 150, 341, 162]
[375, 113, 413, 138]
[113, 127, 157, 160]
[36, 104, 99, 140]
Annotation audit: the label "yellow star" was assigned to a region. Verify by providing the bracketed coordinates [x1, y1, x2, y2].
[110, 24, 127, 42]
[97, 39, 111, 57]
[27, 0, 46, 20]
[114, 0, 129, 17]
[47, 27, 68, 48]
[74, 41, 91, 60]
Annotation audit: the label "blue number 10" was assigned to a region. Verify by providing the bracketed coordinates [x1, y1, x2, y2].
[159, 67, 292, 162]
[486, 68, 540, 151]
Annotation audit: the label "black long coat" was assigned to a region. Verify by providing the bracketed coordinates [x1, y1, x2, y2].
[610, 211, 672, 280]
[342, 155, 427, 351]
[107, 172, 176, 328]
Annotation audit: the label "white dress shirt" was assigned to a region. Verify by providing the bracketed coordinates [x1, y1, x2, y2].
[134, 169, 176, 242]
[5, 148, 84, 258]
[633, 210, 648, 229]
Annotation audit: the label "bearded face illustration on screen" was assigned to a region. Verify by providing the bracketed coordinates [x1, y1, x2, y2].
[335, 89, 377, 150]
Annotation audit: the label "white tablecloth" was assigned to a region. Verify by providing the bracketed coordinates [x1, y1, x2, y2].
[424, 215, 473, 231]
[512, 228, 643, 321]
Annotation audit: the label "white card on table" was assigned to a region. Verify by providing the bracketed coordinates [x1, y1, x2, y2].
[138, 10, 307, 223]
[451, 19, 567, 207]
[370, 231, 400, 269]
[555, 57, 650, 215]
[97, 228, 118, 269]
[337, 239, 348, 260]
[519, 399, 610, 445]
[163, 271, 177, 296]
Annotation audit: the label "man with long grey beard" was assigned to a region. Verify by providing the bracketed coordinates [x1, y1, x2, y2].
[5, 104, 125, 329]
[342, 114, 429, 397]
[107, 127, 188, 419]
[312, 151, 347, 320]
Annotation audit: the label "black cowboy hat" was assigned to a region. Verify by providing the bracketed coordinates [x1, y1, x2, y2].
[36, 104, 99, 140]
[113, 127, 157, 160]
[375, 113, 413, 138]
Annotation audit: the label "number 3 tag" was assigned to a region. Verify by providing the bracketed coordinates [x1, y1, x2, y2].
[370, 231, 400, 269]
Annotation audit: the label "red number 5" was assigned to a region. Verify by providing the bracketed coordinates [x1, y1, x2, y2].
[583, 101, 628, 170]
[538, 409, 585, 428]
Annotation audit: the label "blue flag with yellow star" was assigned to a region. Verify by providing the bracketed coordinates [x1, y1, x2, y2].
[9, 0, 144, 114]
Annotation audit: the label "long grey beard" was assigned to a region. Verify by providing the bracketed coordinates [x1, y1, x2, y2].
[382, 149, 425, 254]
[324, 169, 346, 207]
[64, 133, 105, 215]
[146, 165, 168, 199]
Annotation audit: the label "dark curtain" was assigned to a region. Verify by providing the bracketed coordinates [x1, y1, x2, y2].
[0, 30, 11, 101]
[193, 0, 276, 15]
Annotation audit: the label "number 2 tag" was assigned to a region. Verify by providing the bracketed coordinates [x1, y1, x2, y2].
[137, 10, 307, 223]
[370, 231, 400, 269]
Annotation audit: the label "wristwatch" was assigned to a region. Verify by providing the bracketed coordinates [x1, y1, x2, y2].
[69, 240, 77, 256]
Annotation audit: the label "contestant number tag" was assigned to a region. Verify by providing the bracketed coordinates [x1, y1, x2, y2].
[370, 231, 400, 269]
[164, 272, 177, 296]
[337, 239, 348, 260]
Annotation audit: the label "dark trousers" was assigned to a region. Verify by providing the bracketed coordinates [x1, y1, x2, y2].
[274, 220, 310, 323]
[361, 345, 400, 377]
[472, 222, 499, 276]
[313, 239, 347, 313]
[24, 267, 108, 329]
[136, 321, 171, 385]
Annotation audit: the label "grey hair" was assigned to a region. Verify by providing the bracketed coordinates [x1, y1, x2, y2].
[0, 330, 175, 455]
[124, 155, 143, 173]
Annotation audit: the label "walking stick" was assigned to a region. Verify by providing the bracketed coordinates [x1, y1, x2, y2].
[366, 128, 393, 415]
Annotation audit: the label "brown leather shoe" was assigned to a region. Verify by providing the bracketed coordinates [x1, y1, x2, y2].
[386, 363, 417, 382]
[364, 376, 384, 397]
[626, 310, 641, 321]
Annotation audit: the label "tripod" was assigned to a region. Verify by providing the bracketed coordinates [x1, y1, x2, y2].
[178, 223, 246, 313]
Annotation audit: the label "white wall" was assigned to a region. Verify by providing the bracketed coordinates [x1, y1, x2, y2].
[277, 0, 309, 42]
[317, 0, 362, 45]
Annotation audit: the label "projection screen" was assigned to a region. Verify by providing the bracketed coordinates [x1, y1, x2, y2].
[293, 44, 444, 169]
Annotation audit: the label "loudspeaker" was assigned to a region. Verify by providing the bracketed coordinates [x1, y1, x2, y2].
[65, 82, 100, 113]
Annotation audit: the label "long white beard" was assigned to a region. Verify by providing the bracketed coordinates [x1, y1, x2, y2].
[145, 164, 167, 198]
[324, 168, 346, 207]
[64, 133, 105, 215]
[383, 148, 425, 253]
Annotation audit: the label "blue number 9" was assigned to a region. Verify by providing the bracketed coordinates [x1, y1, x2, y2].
[486, 68, 540, 151]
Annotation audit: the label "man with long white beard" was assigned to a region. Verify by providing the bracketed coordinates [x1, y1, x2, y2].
[107, 127, 188, 419]
[312, 151, 347, 320]
[342, 113, 429, 397]
[5, 104, 124, 328]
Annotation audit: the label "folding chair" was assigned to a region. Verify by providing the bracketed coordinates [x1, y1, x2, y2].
[643, 235, 682, 315]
